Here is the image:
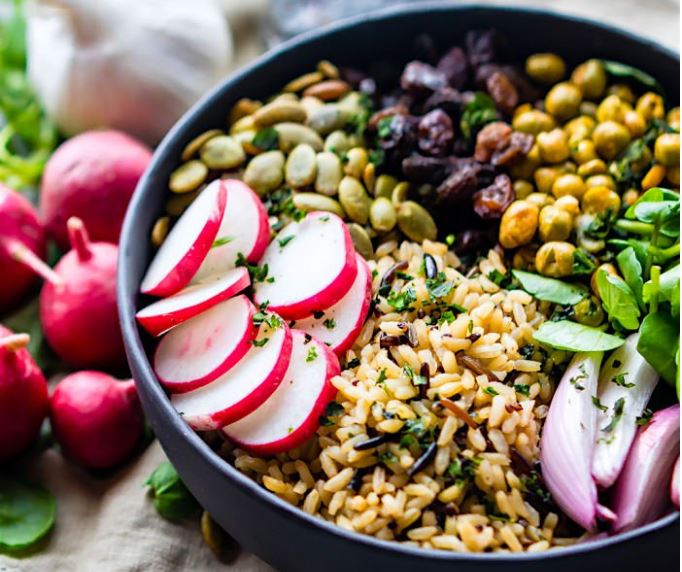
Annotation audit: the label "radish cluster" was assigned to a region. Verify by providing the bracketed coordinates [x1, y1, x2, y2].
[137, 179, 372, 454]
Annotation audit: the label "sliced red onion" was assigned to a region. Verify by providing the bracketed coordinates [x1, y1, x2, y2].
[592, 333, 658, 488]
[540, 352, 607, 531]
[671, 456, 679, 509]
[611, 404, 680, 532]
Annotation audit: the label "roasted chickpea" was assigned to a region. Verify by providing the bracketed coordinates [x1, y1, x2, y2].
[551, 173, 586, 199]
[575, 213, 605, 253]
[636, 92, 665, 121]
[566, 116, 596, 137]
[534, 167, 561, 194]
[535, 241, 576, 277]
[591, 263, 618, 296]
[545, 82, 582, 121]
[554, 195, 581, 218]
[579, 101, 598, 118]
[509, 144, 542, 179]
[642, 164, 667, 189]
[513, 179, 534, 199]
[537, 128, 570, 163]
[526, 192, 555, 210]
[585, 174, 616, 190]
[622, 189, 639, 206]
[596, 95, 632, 124]
[667, 107, 681, 130]
[573, 296, 605, 327]
[667, 166, 680, 186]
[607, 83, 636, 104]
[512, 110, 556, 135]
[581, 185, 621, 214]
[498, 200, 540, 249]
[577, 159, 608, 177]
[654, 133, 680, 167]
[572, 139, 598, 164]
[526, 53, 566, 84]
[593, 121, 631, 160]
[624, 111, 647, 138]
[538, 205, 573, 242]
[513, 103, 533, 118]
[513, 244, 539, 271]
[571, 59, 607, 100]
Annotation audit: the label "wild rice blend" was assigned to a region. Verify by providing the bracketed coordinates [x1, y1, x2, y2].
[226, 239, 578, 553]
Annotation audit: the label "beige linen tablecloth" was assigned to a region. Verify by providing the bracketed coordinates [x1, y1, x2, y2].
[1, 1, 678, 571]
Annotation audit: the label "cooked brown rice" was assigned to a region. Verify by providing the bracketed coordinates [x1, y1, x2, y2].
[223, 239, 579, 553]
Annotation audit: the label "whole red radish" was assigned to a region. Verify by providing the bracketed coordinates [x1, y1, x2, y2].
[0, 326, 49, 462]
[50, 371, 144, 469]
[40, 130, 152, 249]
[0, 184, 47, 314]
[40, 217, 125, 369]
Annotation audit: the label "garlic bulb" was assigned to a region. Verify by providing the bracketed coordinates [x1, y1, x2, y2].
[26, 0, 233, 145]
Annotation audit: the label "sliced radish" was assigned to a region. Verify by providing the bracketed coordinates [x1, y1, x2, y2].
[192, 179, 270, 282]
[293, 254, 371, 355]
[171, 320, 292, 430]
[253, 212, 357, 320]
[141, 181, 226, 296]
[154, 295, 256, 393]
[136, 267, 250, 336]
[224, 330, 339, 455]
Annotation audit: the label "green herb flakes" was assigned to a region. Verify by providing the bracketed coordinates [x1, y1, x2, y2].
[306, 346, 318, 362]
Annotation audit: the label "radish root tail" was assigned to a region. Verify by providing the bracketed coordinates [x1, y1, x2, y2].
[67, 217, 92, 261]
[6, 240, 63, 285]
[0, 333, 30, 351]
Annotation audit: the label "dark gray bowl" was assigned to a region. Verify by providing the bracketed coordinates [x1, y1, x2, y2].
[118, 4, 680, 570]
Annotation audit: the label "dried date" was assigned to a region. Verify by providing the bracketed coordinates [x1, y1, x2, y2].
[400, 61, 448, 96]
[472, 174, 514, 219]
[418, 109, 455, 156]
[436, 46, 469, 89]
[486, 71, 518, 115]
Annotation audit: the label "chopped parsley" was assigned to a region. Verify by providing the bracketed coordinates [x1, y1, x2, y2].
[636, 408, 653, 426]
[602, 397, 626, 433]
[487, 269, 511, 287]
[377, 116, 394, 138]
[519, 344, 535, 359]
[514, 384, 531, 397]
[467, 320, 474, 335]
[446, 457, 479, 484]
[569, 364, 588, 391]
[368, 148, 385, 167]
[278, 235, 295, 248]
[375, 369, 387, 388]
[386, 288, 416, 312]
[322, 318, 336, 330]
[483, 386, 499, 397]
[611, 372, 635, 388]
[305, 346, 318, 362]
[319, 402, 344, 426]
[426, 272, 454, 300]
[211, 236, 234, 248]
[402, 365, 427, 386]
[252, 127, 279, 151]
[521, 470, 551, 504]
[253, 311, 282, 330]
[236, 253, 272, 283]
[319, 215, 330, 222]
[252, 337, 269, 347]
[592, 396, 608, 411]
[379, 451, 398, 464]
[399, 418, 429, 448]
[445, 234, 455, 246]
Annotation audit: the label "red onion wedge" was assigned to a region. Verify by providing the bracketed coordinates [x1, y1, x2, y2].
[540, 351, 612, 531]
[611, 404, 680, 532]
[592, 333, 659, 488]
[672, 457, 680, 508]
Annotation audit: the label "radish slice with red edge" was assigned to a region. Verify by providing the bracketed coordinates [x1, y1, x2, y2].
[171, 319, 292, 429]
[224, 330, 339, 455]
[154, 295, 256, 393]
[192, 179, 270, 282]
[136, 267, 250, 336]
[253, 212, 357, 320]
[140, 180, 226, 296]
[672, 456, 680, 508]
[293, 254, 371, 355]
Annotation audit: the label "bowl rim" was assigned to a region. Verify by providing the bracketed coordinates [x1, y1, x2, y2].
[119, 1, 680, 563]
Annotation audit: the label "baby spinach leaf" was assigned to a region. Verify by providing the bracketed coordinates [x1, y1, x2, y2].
[0, 475, 56, 552]
[511, 270, 586, 305]
[601, 60, 664, 95]
[533, 320, 624, 352]
[145, 462, 199, 521]
[625, 187, 680, 238]
[643, 264, 679, 307]
[616, 247, 644, 308]
[637, 312, 679, 385]
[597, 270, 640, 331]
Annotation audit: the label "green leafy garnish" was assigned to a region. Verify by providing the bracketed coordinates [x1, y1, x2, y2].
[322, 318, 336, 330]
[426, 272, 454, 300]
[252, 337, 269, 347]
[403, 364, 427, 386]
[483, 386, 499, 397]
[386, 288, 416, 312]
[601, 60, 664, 95]
[305, 346, 318, 362]
[460, 92, 497, 140]
[319, 402, 343, 426]
[514, 384, 531, 397]
[511, 270, 586, 305]
[236, 252, 271, 283]
[592, 396, 608, 411]
[377, 116, 394, 138]
[616, 247, 645, 308]
[145, 462, 199, 521]
[596, 270, 641, 331]
[601, 397, 626, 434]
[0, 475, 56, 552]
[611, 372, 635, 388]
[533, 320, 625, 352]
[252, 127, 279, 151]
[211, 236, 234, 248]
[637, 312, 679, 385]
[277, 235, 295, 248]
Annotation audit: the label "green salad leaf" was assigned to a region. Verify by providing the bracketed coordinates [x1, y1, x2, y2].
[637, 312, 679, 385]
[533, 320, 625, 352]
[145, 462, 199, 521]
[0, 475, 56, 552]
[616, 247, 644, 308]
[460, 92, 497, 140]
[596, 269, 641, 331]
[601, 60, 664, 95]
[511, 270, 586, 305]
[643, 264, 679, 307]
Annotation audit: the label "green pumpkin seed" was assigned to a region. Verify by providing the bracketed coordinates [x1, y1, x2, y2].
[374, 174, 398, 199]
[166, 189, 199, 216]
[306, 104, 349, 135]
[253, 100, 306, 127]
[243, 150, 285, 196]
[338, 92, 366, 116]
[317, 60, 340, 79]
[323, 130, 352, 154]
[338, 176, 371, 224]
[169, 160, 208, 194]
[315, 152, 343, 196]
[391, 181, 410, 206]
[369, 197, 397, 233]
[363, 162, 376, 192]
[274, 122, 324, 152]
[232, 130, 259, 154]
[300, 96, 324, 116]
[347, 223, 374, 260]
[181, 129, 223, 162]
[397, 201, 438, 243]
[151, 216, 170, 247]
[229, 114, 256, 135]
[285, 144, 317, 188]
[292, 192, 345, 217]
[283, 71, 324, 93]
[200, 135, 245, 170]
[228, 98, 261, 126]
[344, 147, 369, 180]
